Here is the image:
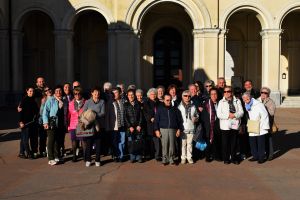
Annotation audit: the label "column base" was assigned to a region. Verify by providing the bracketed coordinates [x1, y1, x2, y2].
[270, 91, 281, 107]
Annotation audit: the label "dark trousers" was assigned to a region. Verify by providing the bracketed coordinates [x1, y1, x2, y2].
[85, 134, 101, 162]
[222, 130, 238, 162]
[265, 133, 274, 159]
[29, 126, 38, 154]
[143, 135, 154, 159]
[20, 127, 31, 155]
[112, 130, 126, 159]
[205, 139, 216, 159]
[213, 131, 223, 160]
[47, 129, 60, 160]
[38, 125, 47, 153]
[101, 130, 112, 156]
[249, 135, 266, 161]
[152, 136, 162, 159]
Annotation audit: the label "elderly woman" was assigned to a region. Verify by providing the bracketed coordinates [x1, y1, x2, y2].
[43, 85, 66, 165]
[83, 86, 105, 167]
[68, 87, 86, 162]
[157, 85, 165, 102]
[242, 92, 269, 164]
[217, 86, 244, 165]
[168, 84, 181, 107]
[203, 80, 215, 101]
[257, 87, 276, 161]
[144, 88, 162, 161]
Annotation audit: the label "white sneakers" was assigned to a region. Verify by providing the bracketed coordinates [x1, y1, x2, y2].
[181, 158, 194, 164]
[95, 162, 101, 167]
[48, 160, 57, 166]
[85, 161, 91, 167]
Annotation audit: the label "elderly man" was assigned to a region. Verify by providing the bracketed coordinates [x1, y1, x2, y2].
[243, 80, 260, 99]
[217, 77, 226, 101]
[154, 94, 183, 165]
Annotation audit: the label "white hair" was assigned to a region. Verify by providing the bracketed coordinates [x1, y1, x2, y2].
[147, 88, 157, 97]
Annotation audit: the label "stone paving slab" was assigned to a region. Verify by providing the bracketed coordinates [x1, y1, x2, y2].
[0, 108, 299, 200]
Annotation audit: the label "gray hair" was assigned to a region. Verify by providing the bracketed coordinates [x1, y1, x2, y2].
[182, 90, 190, 97]
[127, 84, 136, 91]
[242, 91, 251, 98]
[147, 88, 157, 97]
[156, 85, 165, 92]
[103, 82, 112, 90]
[135, 89, 143, 95]
[204, 80, 215, 86]
[260, 86, 271, 95]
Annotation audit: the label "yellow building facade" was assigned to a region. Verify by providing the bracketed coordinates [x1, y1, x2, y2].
[1, 0, 300, 106]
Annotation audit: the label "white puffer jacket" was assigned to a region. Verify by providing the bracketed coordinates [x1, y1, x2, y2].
[217, 97, 244, 130]
[246, 99, 270, 137]
[178, 102, 198, 133]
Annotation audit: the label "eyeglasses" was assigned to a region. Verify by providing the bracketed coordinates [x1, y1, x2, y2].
[261, 92, 268, 95]
[224, 91, 232, 93]
[205, 85, 212, 88]
[183, 95, 191, 98]
[74, 93, 81, 96]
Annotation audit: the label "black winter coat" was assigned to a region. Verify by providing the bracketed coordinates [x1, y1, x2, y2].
[143, 99, 162, 136]
[124, 101, 143, 129]
[19, 96, 39, 124]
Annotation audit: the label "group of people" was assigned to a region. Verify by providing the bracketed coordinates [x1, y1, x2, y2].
[17, 77, 276, 167]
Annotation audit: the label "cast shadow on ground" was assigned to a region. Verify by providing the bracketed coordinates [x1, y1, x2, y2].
[272, 129, 300, 159]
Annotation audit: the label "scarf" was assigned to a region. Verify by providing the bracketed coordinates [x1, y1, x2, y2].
[114, 100, 124, 128]
[74, 99, 84, 112]
[182, 101, 192, 120]
[245, 98, 254, 111]
[55, 96, 64, 109]
[227, 98, 236, 113]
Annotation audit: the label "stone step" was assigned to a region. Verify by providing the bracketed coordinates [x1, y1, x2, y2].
[280, 96, 300, 108]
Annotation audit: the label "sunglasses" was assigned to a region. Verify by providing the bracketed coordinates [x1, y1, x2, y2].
[183, 95, 191, 97]
[261, 92, 268, 95]
[224, 91, 232, 93]
[205, 85, 212, 88]
[74, 93, 81, 96]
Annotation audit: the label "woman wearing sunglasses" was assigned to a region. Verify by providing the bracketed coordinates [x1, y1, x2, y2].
[217, 86, 244, 165]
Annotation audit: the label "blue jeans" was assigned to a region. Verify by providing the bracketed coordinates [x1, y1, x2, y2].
[249, 135, 266, 161]
[20, 127, 30, 155]
[112, 130, 126, 159]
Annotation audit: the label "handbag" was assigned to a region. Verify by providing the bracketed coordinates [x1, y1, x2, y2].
[271, 121, 278, 134]
[75, 122, 95, 138]
[128, 132, 144, 154]
[247, 119, 260, 134]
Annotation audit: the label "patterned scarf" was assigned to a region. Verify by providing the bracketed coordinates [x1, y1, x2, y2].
[74, 99, 84, 112]
[228, 99, 236, 113]
[114, 100, 124, 128]
[206, 100, 216, 143]
[182, 101, 192, 120]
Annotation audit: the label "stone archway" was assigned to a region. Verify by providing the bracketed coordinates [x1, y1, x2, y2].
[73, 11, 108, 89]
[21, 11, 55, 87]
[225, 10, 263, 89]
[139, 2, 194, 89]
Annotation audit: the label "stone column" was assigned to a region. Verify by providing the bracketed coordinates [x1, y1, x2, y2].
[0, 30, 9, 91]
[54, 30, 74, 84]
[11, 30, 23, 92]
[192, 29, 202, 81]
[260, 29, 282, 106]
[108, 28, 141, 87]
[197, 28, 221, 83]
[218, 29, 227, 79]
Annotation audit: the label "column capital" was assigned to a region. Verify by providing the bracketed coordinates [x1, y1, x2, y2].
[193, 28, 222, 38]
[260, 29, 283, 39]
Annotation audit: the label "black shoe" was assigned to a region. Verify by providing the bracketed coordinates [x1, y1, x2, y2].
[18, 154, 27, 159]
[249, 158, 258, 162]
[224, 160, 230, 165]
[258, 160, 265, 164]
[205, 157, 213, 162]
[268, 156, 273, 161]
[232, 160, 240, 165]
[156, 158, 162, 162]
[138, 159, 143, 163]
[72, 156, 77, 162]
[130, 160, 136, 163]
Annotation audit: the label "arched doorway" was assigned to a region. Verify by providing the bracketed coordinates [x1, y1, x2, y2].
[153, 27, 182, 87]
[281, 11, 300, 95]
[225, 10, 262, 88]
[22, 11, 54, 87]
[140, 2, 193, 89]
[73, 11, 108, 89]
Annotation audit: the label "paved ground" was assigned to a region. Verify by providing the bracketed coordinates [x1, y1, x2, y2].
[0, 108, 300, 200]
